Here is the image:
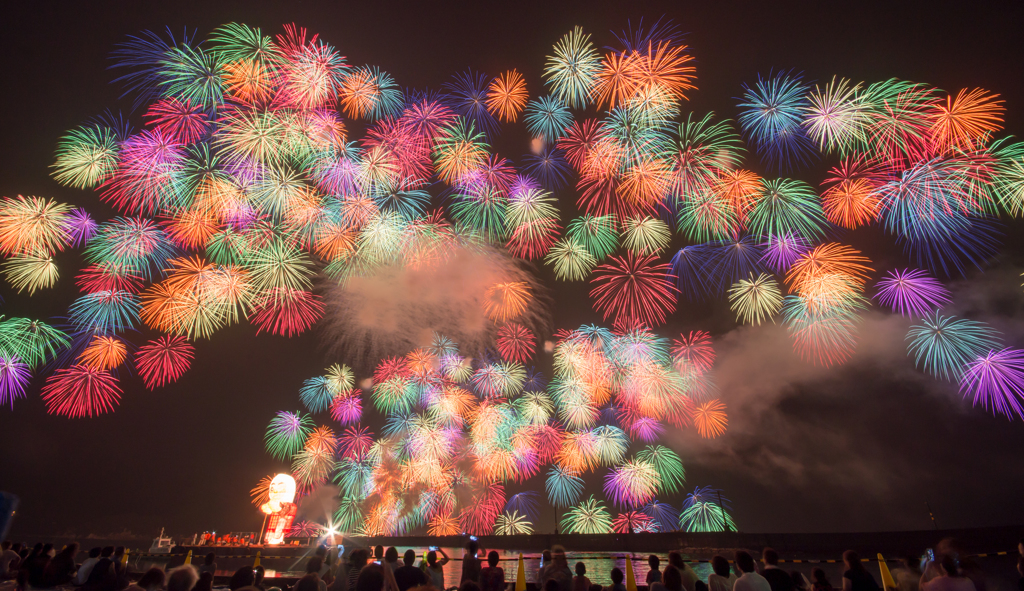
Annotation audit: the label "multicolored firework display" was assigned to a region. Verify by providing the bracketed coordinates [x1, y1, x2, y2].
[2, 18, 1024, 536]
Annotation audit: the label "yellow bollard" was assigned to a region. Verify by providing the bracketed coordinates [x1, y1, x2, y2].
[624, 555, 637, 591]
[515, 553, 526, 591]
[184, 550, 193, 565]
[876, 554, 897, 591]
[254, 551, 261, 568]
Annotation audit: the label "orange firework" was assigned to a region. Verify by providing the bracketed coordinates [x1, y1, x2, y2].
[714, 169, 762, 228]
[250, 474, 274, 506]
[78, 335, 127, 371]
[786, 243, 873, 295]
[630, 40, 696, 102]
[693, 399, 728, 438]
[592, 51, 639, 110]
[929, 88, 1004, 152]
[486, 70, 528, 123]
[313, 223, 358, 262]
[483, 281, 532, 322]
[222, 59, 276, 105]
[165, 207, 220, 250]
[820, 160, 879, 230]
[338, 68, 381, 119]
[304, 425, 337, 454]
[618, 157, 673, 210]
[427, 512, 461, 536]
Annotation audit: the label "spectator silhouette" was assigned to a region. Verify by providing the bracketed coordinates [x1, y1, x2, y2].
[647, 556, 662, 586]
[572, 562, 592, 591]
[812, 569, 834, 591]
[733, 551, 770, 591]
[761, 549, 794, 591]
[708, 556, 736, 591]
[479, 551, 505, 591]
[842, 551, 879, 591]
[394, 549, 427, 591]
[462, 541, 482, 584]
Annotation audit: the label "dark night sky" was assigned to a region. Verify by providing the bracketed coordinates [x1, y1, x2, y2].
[2, 0, 1024, 539]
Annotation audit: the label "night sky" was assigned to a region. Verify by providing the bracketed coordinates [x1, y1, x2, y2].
[3, 0, 1024, 540]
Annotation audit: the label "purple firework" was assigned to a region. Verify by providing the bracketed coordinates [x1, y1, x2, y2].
[759, 232, 810, 272]
[874, 269, 952, 316]
[0, 356, 31, 409]
[63, 208, 98, 247]
[959, 348, 1024, 421]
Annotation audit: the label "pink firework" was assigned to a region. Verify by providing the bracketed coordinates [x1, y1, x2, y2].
[330, 390, 363, 425]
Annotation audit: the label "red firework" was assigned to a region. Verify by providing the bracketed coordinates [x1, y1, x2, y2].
[135, 335, 195, 390]
[497, 323, 537, 363]
[590, 252, 678, 327]
[41, 365, 122, 418]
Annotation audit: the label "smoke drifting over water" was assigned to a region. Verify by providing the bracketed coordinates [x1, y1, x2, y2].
[319, 245, 551, 370]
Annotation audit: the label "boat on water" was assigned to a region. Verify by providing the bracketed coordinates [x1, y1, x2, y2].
[149, 528, 174, 554]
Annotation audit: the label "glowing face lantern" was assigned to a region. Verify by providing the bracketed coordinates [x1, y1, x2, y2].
[260, 473, 297, 545]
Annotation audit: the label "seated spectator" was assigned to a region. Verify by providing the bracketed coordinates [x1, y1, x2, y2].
[919, 555, 974, 591]
[394, 550, 427, 591]
[231, 566, 257, 590]
[167, 565, 199, 591]
[708, 556, 736, 591]
[43, 542, 79, 587]
[83, 547, 119, 591]
[842, 551, 880, 591]
[668, 553, 698, 591]
[198, 553, 217, 576]
[128, 567, 166, 591]
[588, 585, 602, 591]
[607, 568, 626, 591]
[812, 570, 833, 591]
[479, 551, 505, 591]
[761, 549, 794, 591]
[26, 543, 53, 587]
[572, 562, 592, 591]
[462, 581, 482, 591]
[647, 556, 662, 586]
[696, 583, 708, 591]
[76, 547, 103, 585]
[791, 572, 811, 591]
[734, 551, 771, 591]
[1, 542, 21, 580]
[653, 565, 683, 591]
[195, 572, 215, 591]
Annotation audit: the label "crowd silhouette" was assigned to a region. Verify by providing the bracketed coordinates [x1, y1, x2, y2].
[0, 537, 1020, 591]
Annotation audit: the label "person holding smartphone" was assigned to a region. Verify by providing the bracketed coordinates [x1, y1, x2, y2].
[423, 547, 449, 590]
